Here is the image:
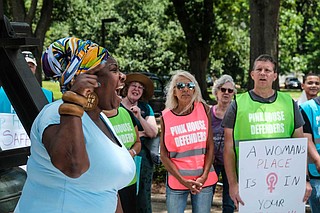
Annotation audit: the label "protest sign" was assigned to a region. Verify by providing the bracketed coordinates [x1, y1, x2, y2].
[0, 113, 30, 151]
[239, 138, 307, 213]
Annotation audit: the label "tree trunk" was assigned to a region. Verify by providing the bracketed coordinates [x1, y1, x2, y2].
[34, 0, 53, 85]
[171, 0, 214, 101]
[249, 0, 280, 90]
[188, 42, 211, 101]
[9, 0, 25, 21]
[9, 0, 53, 85]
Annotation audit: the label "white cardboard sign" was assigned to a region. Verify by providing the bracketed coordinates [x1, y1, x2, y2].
[239, 138, 307, 213]
[0, 113, 30, 151]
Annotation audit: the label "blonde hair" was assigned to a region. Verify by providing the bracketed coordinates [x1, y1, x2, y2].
[165, 70, 204, 114]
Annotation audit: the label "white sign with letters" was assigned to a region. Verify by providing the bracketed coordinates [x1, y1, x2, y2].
[239, 138, 307, 213]
[0, 113, 30, 151]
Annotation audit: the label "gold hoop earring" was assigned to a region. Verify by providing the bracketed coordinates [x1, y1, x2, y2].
[83, 92, 99, 111]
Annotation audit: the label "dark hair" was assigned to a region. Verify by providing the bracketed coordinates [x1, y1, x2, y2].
[303, 72, 319, 83]
[253, 54, 277, 73]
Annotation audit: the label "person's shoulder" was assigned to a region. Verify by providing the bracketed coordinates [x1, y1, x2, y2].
[41, 100, 61, 112]
[138, 101, 148, 107]
[34, 100, 61, 121]
[138, 101, 154, 113]
[314, 96, 320, 105]
[301, 97, 319, 108]
[119, 105, 132, 116]
[235, 91, 249, 101]
[198, 101, 210, 113]
[236, 91, 249, 98]
[33, 100, 62, 133]
[276, 91, 292, 98]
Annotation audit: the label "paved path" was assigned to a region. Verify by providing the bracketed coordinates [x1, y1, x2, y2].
[152, 201, 223, 213]
[151, 193, 229, 213]
[151, 193, 311, 213]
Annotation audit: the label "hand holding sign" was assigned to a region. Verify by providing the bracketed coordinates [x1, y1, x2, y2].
[238, 138, 307, 213]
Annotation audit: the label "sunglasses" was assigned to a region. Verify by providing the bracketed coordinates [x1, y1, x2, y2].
[220, 87, 234, 93]
[176, 82, 195, 90]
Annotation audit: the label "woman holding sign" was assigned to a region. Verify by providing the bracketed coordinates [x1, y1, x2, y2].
[160, 70, 218, 213]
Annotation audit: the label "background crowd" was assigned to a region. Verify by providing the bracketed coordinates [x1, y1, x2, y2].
[1, 36, 320, 213]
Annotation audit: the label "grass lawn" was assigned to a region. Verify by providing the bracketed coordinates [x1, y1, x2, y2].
[42, 80, 62, 100]
[280, 88, 302, 100]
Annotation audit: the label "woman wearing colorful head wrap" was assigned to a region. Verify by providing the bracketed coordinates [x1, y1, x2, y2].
[14, 37, 135, 213]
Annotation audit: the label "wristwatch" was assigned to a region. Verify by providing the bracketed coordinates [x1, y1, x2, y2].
[306, 174, 311, 182]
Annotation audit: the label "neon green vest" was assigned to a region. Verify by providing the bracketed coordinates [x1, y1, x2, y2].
[108, 107, 137, 149]
[234, 92, 294, 160]
[108, 107, 137, 185]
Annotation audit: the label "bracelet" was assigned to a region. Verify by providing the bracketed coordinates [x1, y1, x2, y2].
[59, 103, 84, 117]
[62, 91, 88, 107]
[131, 149, 137, 156]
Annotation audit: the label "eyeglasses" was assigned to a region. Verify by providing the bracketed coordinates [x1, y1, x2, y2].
[220, 87, 234, 93]
[130, 83, 144, 90]
[176, 82, 195, 90]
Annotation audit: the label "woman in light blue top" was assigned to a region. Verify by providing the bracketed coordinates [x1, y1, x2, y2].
[14, 37, 135, 213]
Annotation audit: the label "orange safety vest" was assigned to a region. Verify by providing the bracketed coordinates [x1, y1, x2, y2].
[162, 102, 218, 190]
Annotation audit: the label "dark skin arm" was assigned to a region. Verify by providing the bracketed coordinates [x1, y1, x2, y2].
[42, 64, 103, 178]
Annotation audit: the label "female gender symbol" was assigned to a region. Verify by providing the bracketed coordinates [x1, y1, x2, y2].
[266, 172, 278, 193]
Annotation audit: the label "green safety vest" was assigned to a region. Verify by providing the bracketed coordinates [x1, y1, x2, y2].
[234, 92, 295, 160]
[108, 106, 137, 185]
[108, 107, 137, 149]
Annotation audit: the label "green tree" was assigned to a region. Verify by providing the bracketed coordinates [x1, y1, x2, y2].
[280, 0, 320, 75]
[4, 0, 71, 84]
[210, 0, 249, 88]
[114, 0, 184, 75]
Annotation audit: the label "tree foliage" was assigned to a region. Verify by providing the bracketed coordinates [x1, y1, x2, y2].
[210, 0, 249, 86]
[4, 0, 320, 99]
[114, 0, 186, 75]
[4, 0, 55, 83]
[280, 0, 320, 75]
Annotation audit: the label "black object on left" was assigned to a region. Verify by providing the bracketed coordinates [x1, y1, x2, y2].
[0, 14, 47, 169]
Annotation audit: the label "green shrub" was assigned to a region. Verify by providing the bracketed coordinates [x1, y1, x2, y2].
[153, 164, 166, 184]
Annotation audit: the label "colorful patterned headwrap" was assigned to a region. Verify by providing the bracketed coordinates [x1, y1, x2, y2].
[42, 37, 109, 93]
